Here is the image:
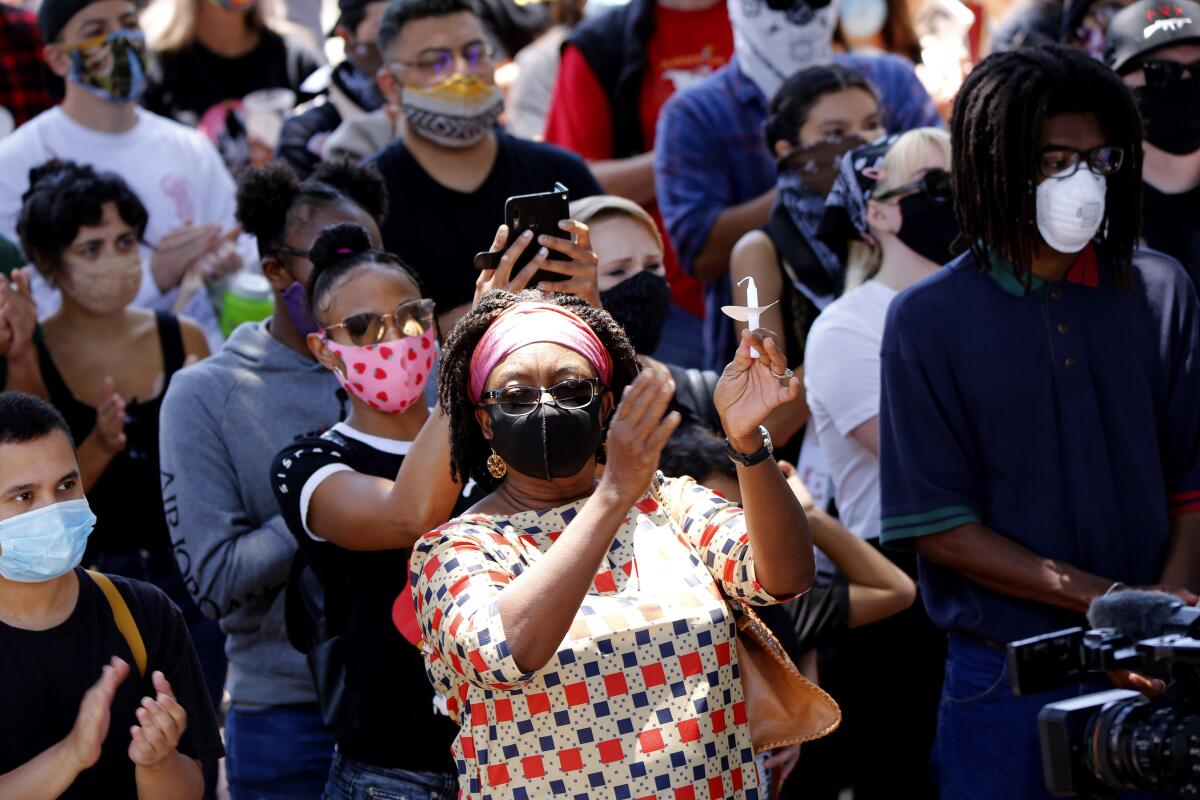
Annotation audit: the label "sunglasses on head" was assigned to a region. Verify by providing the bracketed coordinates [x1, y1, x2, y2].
[872, 168, 953, 203]
[322, 298, 435, 345]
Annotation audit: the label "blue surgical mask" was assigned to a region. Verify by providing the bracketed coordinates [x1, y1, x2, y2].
[0, 499, 96, 583]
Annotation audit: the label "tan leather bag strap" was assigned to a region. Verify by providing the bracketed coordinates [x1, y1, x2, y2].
[86, 570, 147, 678]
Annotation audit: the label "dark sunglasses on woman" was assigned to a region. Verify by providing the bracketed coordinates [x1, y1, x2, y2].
[873, 168, 953, 204]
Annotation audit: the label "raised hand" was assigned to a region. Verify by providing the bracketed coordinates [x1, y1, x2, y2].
[713, 329, 802, 446]
[128, 671, 188, 770]
[93, 377, 127, 455]
[599, 369, 681, 504]
[0, 268, 38, 359]
[66, 657, 130, 772]
[474, 224, 541, 306]
[534, 219, 600, 306]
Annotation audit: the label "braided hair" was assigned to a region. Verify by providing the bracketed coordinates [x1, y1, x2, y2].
[951, 44, 1142, 285]
[438, 290, 640, 488]
[305, 223, 424, 321]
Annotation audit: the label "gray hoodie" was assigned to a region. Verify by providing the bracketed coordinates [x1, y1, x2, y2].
[160, 320, 344, 706]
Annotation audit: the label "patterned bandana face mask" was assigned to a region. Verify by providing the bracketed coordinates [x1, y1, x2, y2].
[401, 73, 504, 148]
[64, 30, 147, 104]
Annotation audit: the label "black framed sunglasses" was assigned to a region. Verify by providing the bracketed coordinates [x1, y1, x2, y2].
[873, 168, 953, 203]
[322, 298, 435, 345]
[478, 377, 604, 417]
[273, 245, 311, 261]
[1141, 59, 1200, 88]
[1037, 146, 1124, 179]
[388, 40, 495, 80]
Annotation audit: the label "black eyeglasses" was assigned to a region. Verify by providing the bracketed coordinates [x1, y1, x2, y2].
[388, 40, 495, 80]
[478, 377, 604, 417]
[273, 245, 311, 261]
[322, 298, 435, 345]
[873, 168, 953, 203]
[1141, 59, 1200, 89]
[1038, 146, 1125, 179]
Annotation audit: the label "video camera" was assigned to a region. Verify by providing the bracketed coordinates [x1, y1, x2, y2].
[1007, 590, 1200, 798]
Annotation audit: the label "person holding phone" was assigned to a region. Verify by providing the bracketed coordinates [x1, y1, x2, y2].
[367, 0, 601, 334]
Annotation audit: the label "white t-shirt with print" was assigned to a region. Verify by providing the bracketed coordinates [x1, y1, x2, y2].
[0, 106, 256, 349]
[804, 279, 897, 539]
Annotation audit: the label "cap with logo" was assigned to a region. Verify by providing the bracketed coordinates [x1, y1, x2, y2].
[1105, 0, 1200, 74]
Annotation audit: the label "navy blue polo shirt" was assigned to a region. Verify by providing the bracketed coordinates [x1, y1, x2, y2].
[878, 245, 1200, 644]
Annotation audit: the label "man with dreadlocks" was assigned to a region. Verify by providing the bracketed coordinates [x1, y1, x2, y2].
[877, 45, 1200, 799]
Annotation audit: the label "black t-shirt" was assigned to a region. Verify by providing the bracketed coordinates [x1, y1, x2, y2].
[369, 130, 601, 312]
[143, 30, 322, 124]
[1142, 181, 1200, 287]
[271, 424, 460, 771]
[757, 575, 850, 661]
[0, 569, 224, 798]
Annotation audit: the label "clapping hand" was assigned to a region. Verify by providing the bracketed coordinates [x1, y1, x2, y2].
[714, 329, 802, 449]
[65, 657, 130, 773]
[0, 268, 37, 360]
[93, 377, 127, 454]
[128, 671, 188, 770]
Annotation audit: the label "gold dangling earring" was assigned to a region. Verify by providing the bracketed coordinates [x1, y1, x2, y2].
[486, 449, 508, 479]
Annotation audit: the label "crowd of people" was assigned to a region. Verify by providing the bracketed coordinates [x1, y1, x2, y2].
[0, 0, 1198, 796]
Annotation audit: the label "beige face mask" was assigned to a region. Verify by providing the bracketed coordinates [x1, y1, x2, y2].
[58, 255, 142, 315]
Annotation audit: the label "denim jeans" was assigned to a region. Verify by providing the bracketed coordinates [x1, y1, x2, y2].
[226, 703, 335, 800]
[933, 634, 1153, 800]
[322, 752, 458, 800]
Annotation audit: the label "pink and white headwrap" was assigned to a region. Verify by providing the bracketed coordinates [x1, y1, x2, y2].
[468, 302, 613, 402]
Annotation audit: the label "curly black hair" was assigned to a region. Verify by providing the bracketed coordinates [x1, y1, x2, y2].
[305, 222, 423, 320]
[235, 159, 389, 256]
[951, 44, 1142, 285]
[17, 160, 149, 279]
[438, 290, 639, 488]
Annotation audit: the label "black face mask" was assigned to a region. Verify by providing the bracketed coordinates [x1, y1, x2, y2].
[1134, 79, 1200, 156]
[600, 270, 671, 355]
[896, 193, 960, 265]
[487, 397, 605, 481]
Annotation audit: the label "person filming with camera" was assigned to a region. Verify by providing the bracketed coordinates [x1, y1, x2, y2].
[877, 45, 1200, 800]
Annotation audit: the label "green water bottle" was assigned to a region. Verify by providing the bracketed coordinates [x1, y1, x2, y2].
[221, 271, 274, 337]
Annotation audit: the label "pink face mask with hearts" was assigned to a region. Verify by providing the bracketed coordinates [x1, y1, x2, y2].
[322, 329, 436, 413]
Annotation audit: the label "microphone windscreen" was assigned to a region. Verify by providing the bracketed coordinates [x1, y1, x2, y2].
[1087, 589, 1180, 641]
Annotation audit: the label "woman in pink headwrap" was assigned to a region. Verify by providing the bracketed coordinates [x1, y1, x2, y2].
[410, 288, 816, 800]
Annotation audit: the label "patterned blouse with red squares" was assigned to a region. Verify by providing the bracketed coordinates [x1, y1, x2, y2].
[409, 473, 788, 800]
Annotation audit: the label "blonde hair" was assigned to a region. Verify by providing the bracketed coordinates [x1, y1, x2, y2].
[568, 195, 663, 253]
[142, 0, 283, 53]
[844, 127, 952, 290]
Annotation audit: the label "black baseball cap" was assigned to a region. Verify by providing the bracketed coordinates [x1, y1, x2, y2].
[1105, 0, 1200, 73]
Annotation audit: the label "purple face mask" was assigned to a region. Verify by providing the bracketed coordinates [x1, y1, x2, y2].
[282, 281, 320, 337]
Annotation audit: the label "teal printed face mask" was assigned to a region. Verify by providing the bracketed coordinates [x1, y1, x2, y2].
[64, 30, 147, 104]
[0, 499, 96, 582]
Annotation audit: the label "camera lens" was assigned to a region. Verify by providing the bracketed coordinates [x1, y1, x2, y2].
[1086, 697, 1200, 790]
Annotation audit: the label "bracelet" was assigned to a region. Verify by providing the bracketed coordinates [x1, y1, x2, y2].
[1103, 581, 1127, 596]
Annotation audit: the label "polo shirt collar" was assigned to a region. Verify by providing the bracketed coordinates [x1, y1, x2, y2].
[985, 244, 1101, 297]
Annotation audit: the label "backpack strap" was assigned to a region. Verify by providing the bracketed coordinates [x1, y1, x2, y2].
[86, 570, 147, 678]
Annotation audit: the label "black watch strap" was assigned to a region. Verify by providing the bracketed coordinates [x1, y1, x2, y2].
[724, 425, 773, 467]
